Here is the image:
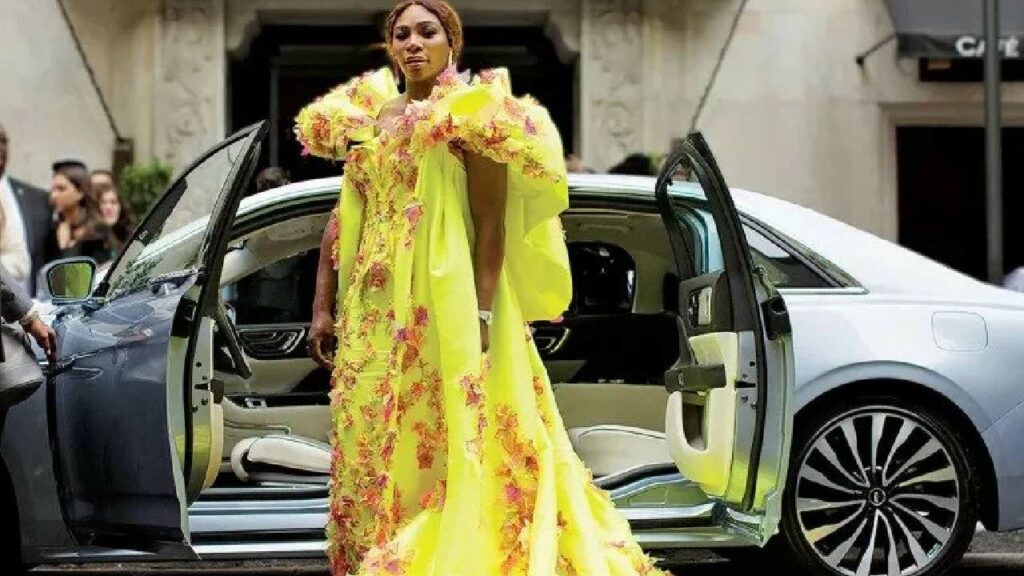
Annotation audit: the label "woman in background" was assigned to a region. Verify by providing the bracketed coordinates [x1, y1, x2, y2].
[96, 183, 134, 253]
[49, 161, 114, 265]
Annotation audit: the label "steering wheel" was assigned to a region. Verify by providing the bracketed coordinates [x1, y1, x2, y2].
[214, 297, 253, 379]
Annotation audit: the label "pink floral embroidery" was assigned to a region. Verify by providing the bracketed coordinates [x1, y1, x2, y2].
[494, 404, 539, 574]
[366, 261, 388, 291]
[419, 479, 447, 510]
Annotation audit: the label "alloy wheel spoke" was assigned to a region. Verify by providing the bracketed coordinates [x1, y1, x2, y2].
[798, 496, 864, 513]
[801, 464, 862, 495]
[855, 510, 881, 576]
[886, 439, 942, 487]
[807, 502, 868, 543]
[823, 514, 869, 567]
[842, 419, 869, 479]
[896, 464, 956, 490]
[815, 436, 870, 488]
[891, 500, 952, 544]
[890, 493, 959, 514]
[881, 419, 915, 484]
[871, 414, 886, 478]
[878, 512, 902, 576]
[890, 505, 933, 568]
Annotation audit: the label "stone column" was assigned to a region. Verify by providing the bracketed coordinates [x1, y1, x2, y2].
[580, 0, 645, 171]
[156, 0, 226, 172]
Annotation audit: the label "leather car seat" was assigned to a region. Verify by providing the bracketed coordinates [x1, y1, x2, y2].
[567, 424, 673, 477]
[230, 434, 330, 485]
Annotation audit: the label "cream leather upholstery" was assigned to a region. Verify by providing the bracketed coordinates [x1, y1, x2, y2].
[230, 434, 331, 484]
[568, 425, 673, 477]
[666, 332, 740, 498]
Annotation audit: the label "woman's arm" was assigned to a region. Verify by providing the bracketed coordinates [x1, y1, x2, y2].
[465, 151, 508, 352]
[307, 208, 340, 371]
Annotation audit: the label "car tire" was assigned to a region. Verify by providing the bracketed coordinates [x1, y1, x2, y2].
[776, 395, 980, 576]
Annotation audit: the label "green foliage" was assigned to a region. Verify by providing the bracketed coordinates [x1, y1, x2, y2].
[119, 159, 172, 219]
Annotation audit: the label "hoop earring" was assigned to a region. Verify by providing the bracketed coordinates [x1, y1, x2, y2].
[448, 50, 454, 68]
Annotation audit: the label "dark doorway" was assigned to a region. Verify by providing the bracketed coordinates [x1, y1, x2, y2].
[897, 126, 1024, 282]
[230, 24, 576, 183]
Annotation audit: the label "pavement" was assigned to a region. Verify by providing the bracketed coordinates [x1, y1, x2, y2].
[25, 531, 1024, 575]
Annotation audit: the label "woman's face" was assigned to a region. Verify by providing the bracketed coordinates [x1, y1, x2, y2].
[391, 4, 451, 84]
[50, 174, 83, 215]
[99, 189, 121, 225]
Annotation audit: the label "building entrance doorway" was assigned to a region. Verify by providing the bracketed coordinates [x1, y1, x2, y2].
[231, 24, 575, 182]
[897, 126, 1024, 283]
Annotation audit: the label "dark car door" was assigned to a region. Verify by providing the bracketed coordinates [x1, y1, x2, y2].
[48, 122, 267, 553]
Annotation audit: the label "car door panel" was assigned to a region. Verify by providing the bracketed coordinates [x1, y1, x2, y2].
[656, 132, 795, 544]
[50, 121, 267, 553]
[51, 281, 193, 544]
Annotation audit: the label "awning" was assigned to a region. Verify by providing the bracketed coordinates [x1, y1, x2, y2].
[885, 0, 1024, 59]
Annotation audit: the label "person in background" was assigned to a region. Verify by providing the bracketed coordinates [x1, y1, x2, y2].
[0, 121, 53, 293]
[49, 160, 114, 265]
[607, 152, 656, 176]
[0, 190, 31, 285]
[565, 153, 596, 174]
[93, 174, 134, 252]
[1002, 266, 1024, 292]
[1, 263, 57, 434]
[255, 166, 291, 193]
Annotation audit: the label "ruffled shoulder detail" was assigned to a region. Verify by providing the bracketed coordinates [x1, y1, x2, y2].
[413, 67, 565, 188]
[294, 67, 399, 160]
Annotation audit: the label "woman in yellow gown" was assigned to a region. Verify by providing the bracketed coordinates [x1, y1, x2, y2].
[296, 2, 673, 574]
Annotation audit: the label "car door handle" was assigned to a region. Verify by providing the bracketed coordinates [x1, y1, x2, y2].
[532, 326, 570, 354]
[665, 363, 728, 394]
[45, 359, 75, 377]
[237, 327, 306, 359]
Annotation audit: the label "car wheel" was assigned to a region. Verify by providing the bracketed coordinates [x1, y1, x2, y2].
[777, 396, 979, 576]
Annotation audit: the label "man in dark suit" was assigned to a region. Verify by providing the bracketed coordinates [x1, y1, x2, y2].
[0, 121, 55, 294]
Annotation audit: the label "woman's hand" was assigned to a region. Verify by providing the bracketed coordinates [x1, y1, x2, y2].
[309, 208, 341, 372]
[24, 317, 57, 363]
[308, 311, 336, 371]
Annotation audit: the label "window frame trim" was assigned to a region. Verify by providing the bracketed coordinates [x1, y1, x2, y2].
[738, 214, 863, 291]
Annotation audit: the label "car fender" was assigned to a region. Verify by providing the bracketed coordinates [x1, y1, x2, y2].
[794, 360, 992, 433]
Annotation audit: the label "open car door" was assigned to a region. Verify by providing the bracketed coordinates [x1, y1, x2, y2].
[657, 132, 795, 544]
[48, 122, 266, 554]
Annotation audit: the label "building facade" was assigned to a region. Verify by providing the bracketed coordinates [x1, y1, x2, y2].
[2, 0, 1023, 276]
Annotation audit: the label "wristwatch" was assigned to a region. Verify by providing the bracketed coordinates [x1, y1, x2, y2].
[478, 309, 493, 326]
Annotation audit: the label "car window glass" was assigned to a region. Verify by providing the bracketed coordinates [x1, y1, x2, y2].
[223, 249, 320, 324]
[566, 241, 636, 315]
[106, 139, 249, 298]
[743, 224, 829, 288]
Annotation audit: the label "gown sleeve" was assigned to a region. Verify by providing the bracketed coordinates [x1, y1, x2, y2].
[423, 68, 572, 322]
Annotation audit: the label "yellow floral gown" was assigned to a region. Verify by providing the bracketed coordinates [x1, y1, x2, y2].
[295, 66, 672, 576]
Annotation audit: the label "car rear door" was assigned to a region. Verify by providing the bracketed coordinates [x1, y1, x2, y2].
[49, 122, 267, 553]
[657, 132, 796, 544]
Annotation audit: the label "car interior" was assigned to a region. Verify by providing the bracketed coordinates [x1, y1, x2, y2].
[202, 198, 686, 494]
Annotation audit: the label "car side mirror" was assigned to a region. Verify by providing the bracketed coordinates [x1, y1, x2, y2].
[43, 257, 97, 302]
